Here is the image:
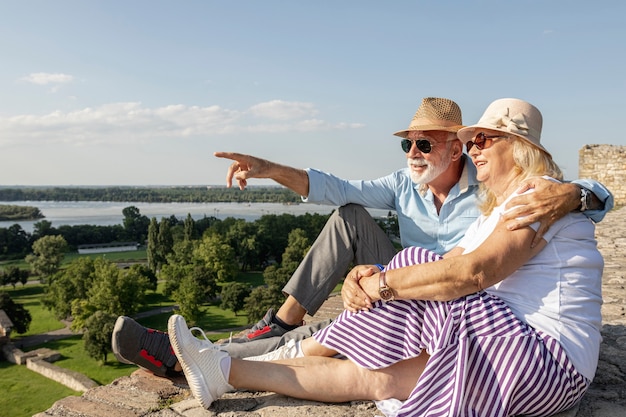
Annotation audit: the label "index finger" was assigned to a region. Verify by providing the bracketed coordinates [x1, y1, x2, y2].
[214, 151, 249, 162]
[214, 152, 249, 189]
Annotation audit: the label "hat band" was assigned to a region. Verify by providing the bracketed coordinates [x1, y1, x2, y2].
[409, 117, 461, 129]
[482, 108, 540, 141]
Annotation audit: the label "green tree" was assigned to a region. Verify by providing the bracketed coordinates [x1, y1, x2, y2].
[172, 274, 205, 325]
[82, 310, 117, 363]
[161, 240, 194, 297]
[157, 217, 174, 266]
[127, 263, 157, 292]
[184, 213, 196, 241]
[226, 220, 260, 272]
[25, 235, 67, 282]
[194, 233, 238, 283]
[0, 291, 32, 334]
[147, 217, 160, 273]
[43, 257, 96, 320]
[31, 220, 55, 241]
[0, 224, 30, 260]
[122, 206, 150, 242]
[244, 229, 310, 323]
[220, 282, 252, 315]
[0, 266, 29, 288]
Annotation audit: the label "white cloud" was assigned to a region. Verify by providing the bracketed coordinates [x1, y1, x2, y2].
[0, 100, 363, 148]
[19, 72, 74, 85]
[249, 100, 318, 120]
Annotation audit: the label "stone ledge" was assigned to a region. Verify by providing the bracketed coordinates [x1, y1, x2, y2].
[36, 207, 626, 416]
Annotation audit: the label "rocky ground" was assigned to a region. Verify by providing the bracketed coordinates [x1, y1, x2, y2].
[574, 206, 626, 416]
[35, 206, 626, 417]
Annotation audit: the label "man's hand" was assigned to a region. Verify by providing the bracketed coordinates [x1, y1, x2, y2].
[214, 151, 310, 196]
[503, 178, 579, 247]
[214, 152, 274, 190]
[341, 265, 379, 312]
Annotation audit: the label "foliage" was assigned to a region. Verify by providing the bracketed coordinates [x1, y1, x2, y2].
[41, 256, 151, 331]
[244, 284, 283, 323]
[43, 257, 97, 320]
[0, 265, 29, 288]
[220, 282, 252, 315]
[25, 235, 67, 281]
[147, 217, 160, 272]
[0, 224, 30, 260]
[157, 217, 174, 266]
[71, 258, 151, 331]
[184, 212, 196, 240]
[82, 310, 117, 363]
[172, 274, 205, 325]
[0, 291, 32, 334]
[244, 228, 311, 322]
[0, 204, 44, 221]
[0, 185, 301, 204]
[127, 263, 157, 291]
[122, 205, 150, 242]
[194, 233, 238, 283]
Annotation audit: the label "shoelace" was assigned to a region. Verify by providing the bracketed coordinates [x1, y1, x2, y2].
[189, 326, 230, 350]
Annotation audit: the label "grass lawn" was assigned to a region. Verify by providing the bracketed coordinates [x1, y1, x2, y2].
[32, 335, 137, 385]
[0, 360, 81, 417]
[62, 248, 148, 264]
[5, 284, 65, 337]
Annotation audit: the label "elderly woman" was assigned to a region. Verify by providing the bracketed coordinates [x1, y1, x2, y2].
[168, 98, 603, 417]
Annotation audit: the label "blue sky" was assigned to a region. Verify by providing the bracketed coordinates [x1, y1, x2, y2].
[1, 1, 624, 186]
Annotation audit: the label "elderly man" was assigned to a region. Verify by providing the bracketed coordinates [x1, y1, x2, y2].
[113, 97, 612, 376]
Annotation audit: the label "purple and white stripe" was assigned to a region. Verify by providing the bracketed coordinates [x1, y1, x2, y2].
[313, 247, 589, 417]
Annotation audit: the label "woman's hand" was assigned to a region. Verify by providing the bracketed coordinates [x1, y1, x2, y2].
[341, 265, 379, 312]
[503, 178, 579, 247]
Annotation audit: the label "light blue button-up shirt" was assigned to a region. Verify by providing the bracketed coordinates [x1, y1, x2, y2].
[305, 156, 481, 255]
[304, 155, 613, 256]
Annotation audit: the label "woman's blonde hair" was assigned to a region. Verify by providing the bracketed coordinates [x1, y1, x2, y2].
[479, 137, 563, 215]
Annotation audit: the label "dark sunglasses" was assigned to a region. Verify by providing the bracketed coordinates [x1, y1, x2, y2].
[401, 138, 433, 154]
[465, 132, 506, 152]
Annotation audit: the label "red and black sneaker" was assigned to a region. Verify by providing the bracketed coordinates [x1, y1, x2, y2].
[238, 308, 302, 342]
[112, 316, 181, 378]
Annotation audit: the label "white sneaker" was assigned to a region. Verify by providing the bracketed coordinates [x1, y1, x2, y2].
[244, 338, 303, 361]
[168, 314, 234, 409]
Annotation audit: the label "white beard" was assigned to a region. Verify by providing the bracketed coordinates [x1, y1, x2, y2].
[407, 156, 451, 184]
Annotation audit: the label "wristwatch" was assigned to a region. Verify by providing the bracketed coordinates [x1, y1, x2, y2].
[378, 270, 395, 302]
[579, 187, 591, 212]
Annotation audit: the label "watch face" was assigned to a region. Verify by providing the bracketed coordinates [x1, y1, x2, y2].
[379, 288, 394, 301]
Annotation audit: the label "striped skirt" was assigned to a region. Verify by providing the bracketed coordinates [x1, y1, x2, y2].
[313, 247, 589, 417]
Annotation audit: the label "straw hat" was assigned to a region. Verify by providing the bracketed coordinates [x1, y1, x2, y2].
[393, 97, 464, 138]
[457, 98, 548, 154]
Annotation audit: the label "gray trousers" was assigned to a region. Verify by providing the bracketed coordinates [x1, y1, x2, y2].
[223, 204, 398, 359]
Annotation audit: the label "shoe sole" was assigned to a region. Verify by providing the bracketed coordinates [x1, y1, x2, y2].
[111, 316, 134, 365]
[168, 315, 215, 409]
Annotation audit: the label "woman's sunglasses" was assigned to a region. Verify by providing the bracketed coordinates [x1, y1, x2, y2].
[465, 132, 507, 152]
[400, 138, 433, 154]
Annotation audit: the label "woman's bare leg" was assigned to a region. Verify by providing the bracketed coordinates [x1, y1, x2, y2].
[228, 353, 430, 403]
[300, 335, 339, 357]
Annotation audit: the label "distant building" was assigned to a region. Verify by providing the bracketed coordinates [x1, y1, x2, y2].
[0, 309, 13, 345]
[77, 242, 139, 255]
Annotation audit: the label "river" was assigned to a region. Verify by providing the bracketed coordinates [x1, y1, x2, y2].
[0, 201, 392, 233]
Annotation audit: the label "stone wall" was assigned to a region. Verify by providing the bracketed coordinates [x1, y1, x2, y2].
[26, 356, 98, 392]
[579, 144, 626, 206]
[3, 343, 98, 392]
